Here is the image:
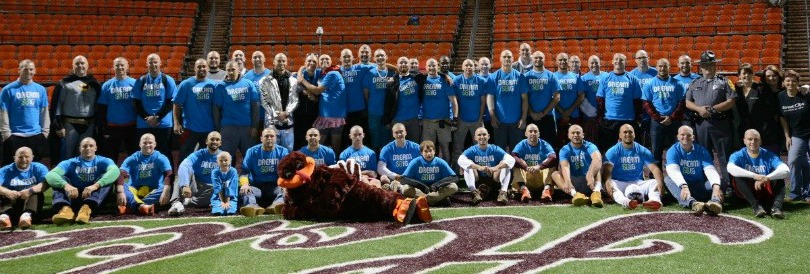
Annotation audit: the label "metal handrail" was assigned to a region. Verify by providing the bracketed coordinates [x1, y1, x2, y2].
[492, 24, 784, 41]
[0, 34, 191, 45]
[2, 4, 197, 17]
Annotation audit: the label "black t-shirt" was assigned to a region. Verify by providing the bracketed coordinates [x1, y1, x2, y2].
[778, 91, 810, 139]
[736, 83, 780, 144]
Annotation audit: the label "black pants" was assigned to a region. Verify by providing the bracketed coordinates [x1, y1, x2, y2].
[733, 177, 785, 211]
[598, 119, 639, 153]
[98, 125, 138, 163]
[528, 115, 558, 149]
[178, 130, 209, 163]
[3, 134, 47, 165]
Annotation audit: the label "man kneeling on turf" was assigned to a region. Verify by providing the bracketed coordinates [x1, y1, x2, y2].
[603, 124, 663, 210]
[398, 141, 458, 206]
[117, 134, 172, 216]
[551, 125, 604, 207]
[458, 127, 515, 205]
[664, 126, 723, 215]
[510, 124, 557, 203]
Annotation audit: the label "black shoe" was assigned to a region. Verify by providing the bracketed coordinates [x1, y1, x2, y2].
[754, 205, 767, 218]
[437, 197, 452, 207]
[771, 208, 785, 219]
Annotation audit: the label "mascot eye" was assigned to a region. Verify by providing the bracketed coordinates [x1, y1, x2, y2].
[295, 161, 304, 170]
[284, 170, 293, 179]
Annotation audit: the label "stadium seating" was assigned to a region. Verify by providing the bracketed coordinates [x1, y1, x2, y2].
[234, 0, 462, 16]
[491, 1, 783, 72]
[231, 15, 459, 44]
[0, 1, 197, 83]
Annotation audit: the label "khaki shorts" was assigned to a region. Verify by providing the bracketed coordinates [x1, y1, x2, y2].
[512, 168, 554, 192]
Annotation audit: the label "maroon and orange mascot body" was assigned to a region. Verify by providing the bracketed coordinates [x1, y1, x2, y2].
[277, 151, 431, 224]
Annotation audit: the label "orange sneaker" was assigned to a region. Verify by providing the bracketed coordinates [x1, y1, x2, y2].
[18, 214, 32, 229]
[0, 214, 10, 230]
[393, 198, 418, 224]
[138, 204, 155, 216]
[520, 188, 532, 203]
[541, 187, 553, 202]
[118, 205, 128, 215]
[627, 200, 639, 210]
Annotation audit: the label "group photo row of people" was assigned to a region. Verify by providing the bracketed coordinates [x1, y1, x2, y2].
[0, 43, 806, 230]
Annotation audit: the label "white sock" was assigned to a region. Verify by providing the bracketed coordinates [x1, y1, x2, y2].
[0, 214, 8, 220]
[21, 212, 31, 218]
[569, 189, 577, 196]
[594, 182, 602, 192]
[544, 185, 551, 190]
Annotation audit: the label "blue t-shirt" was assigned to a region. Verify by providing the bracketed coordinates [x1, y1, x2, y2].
[120, 150, 172, 189]
[580, 71, 604, 115]
[318, 71, 347, 118]
[641, 76, 686, 116]
[523, 69, 560, 113]
[243, 69, 270, 87]
[629, 67, 658, 88]
[0, 162, 48, 191]
[242, 144, 290, 183]
[673, 73, 701, 92]
[132, 73, 177, 128]
[55, 156, 117, 188]
[666, 142, 714, 183]
[402, 156, 456, 185]
[299, 145, 337, 166]
[512, 139, 555, 166]
[211, 167, 239, 200]
[604, 142, 654, 182]
[553, 71, 585, 118]
[394, 75, 421, 121]
[213, 78, 259, 127]
[479, 73, 496, 121]
[0, 81, 48, 135]
[453, 74, 487, 123]
[596, 72, 642, 121]
[422, 75, 453, 120]
[729, 147, 784, 175]
[343, 64, 373, 112]
[363, 68, 393, 116]
[185, 149, 221, 186]
[173, 77, 217, 132]
[98, 77, 137, 125]
[489, 69, 528, 123]
[462, 144, 507, 177]
[339, 145, 377, 171]
[379, 140, 421, 175]
[559, 141, 599, 177]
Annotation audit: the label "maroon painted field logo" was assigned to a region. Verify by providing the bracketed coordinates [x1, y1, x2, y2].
[0, 212, 771, 273]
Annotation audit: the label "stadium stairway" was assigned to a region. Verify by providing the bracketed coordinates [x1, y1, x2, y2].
[185, 0, 233, 77]
[452, 0, 495, 70]
[784, 0, 810, 80]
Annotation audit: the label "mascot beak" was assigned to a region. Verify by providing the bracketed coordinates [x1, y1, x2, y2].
[278, 157, 316, 189]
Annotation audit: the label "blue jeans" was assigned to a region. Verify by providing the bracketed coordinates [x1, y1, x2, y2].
[650, 120, 679, 165]
[240, 183, 284, 208]
[788, 136, 810, 200]
[123, 185, 163, 210]
[276, 127, 294, 151]
[665, 176, 714, 208]
[52, 184, 112, 210]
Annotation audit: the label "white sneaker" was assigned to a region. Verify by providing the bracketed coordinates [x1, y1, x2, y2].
[168, 201, 185, 216]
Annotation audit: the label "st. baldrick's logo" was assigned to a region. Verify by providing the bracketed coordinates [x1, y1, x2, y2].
[0, 213, 771, 273]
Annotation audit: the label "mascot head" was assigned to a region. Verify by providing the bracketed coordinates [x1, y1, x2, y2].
[277, 151, 316, 189]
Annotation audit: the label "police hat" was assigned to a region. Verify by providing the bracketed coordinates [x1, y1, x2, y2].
[699, 50, 722, 64]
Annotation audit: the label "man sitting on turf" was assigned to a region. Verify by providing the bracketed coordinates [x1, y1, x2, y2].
[398, 140, 458, 206]
[510, 123, 558, 203]
[117, 133, 172, 216]
[168, 131, 223, 216]
[240, 127, 289, 215]
[664, 126, 724, 215]
[378, 123, 420, 192]
[602, 124, 663, 210]
[727, 129, 790, 218]
[0, 147, 49, 230]
[551, 124, 604, 207]
[458, 127, 515, 205]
